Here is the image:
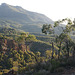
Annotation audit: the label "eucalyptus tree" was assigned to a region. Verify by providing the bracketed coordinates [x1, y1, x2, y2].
[42, 18, 75, 59]
[56, 33, 64, 59]
[54, 18, 75, 58]
[54, 18, 73, 33]
[42, 24, 55, 59]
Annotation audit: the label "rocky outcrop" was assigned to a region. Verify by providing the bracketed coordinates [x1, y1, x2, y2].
[0, 39, 27, 52]
[7, 40, 18, 50]
[19, 44, 26, 52]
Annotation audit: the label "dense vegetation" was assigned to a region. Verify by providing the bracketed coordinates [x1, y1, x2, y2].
[0, 18, 75, 75]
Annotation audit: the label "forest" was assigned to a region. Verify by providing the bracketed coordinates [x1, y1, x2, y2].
[0, 18, 75, 75]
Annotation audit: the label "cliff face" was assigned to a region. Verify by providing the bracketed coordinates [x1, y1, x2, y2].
[0, 39, 27, 52]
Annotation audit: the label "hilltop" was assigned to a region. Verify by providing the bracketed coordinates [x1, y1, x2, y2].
[0, 3, 53, 33]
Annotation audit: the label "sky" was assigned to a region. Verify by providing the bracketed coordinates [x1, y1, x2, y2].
[0, 0, 75, 21]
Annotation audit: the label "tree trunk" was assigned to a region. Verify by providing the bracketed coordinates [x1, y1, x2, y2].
[73, 46, 75, 61]
[58, 42, 61, 59]
[66, 41, 69, 58]
[26, 45, 27, 51]
[52, 42, 54, 59]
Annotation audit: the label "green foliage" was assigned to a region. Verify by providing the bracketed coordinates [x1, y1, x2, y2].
[17, 32, 37, 44]
[2, 69, 9, 73]
[0, 19, 22, 29]
[54, 18, 72, 27]
[0, 27, 23, 40]
[18, 67, 26, 74]
[26, 34, 37, 42]
[36, 35, 55, 43]
[45, 50, 52, 59]
[0, 18, 75, 75]
[35, 51, 41, 57]
[24, 51, 31, 62]
[0, 27, 20, 35]
[50, 59, 60, 72]
[42, 24, 54, 34]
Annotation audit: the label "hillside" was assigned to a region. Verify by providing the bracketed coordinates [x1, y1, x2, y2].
[0, 3, 54, 33]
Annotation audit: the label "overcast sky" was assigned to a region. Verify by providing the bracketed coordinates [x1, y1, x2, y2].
[0, 0, 75, 21]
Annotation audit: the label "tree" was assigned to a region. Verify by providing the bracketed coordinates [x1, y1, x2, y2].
[42, 24, 54, 34]
[42, 18, 75, 59]
[56, 34, 63, 59]
[17, 32, 37, 51]
[42, 24, 54, 59]
[54, 18, 75, 58]
[35, 51, 41, 57]
[56, 33, 72, 59]
[45, 50, 52, 59]
[17, 32, 28, 44]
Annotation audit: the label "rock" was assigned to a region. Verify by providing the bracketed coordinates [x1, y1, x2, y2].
[0, 39, 28, 52]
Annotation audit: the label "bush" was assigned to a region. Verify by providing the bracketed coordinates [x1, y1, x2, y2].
[33, 70, 49, 75]
[50, 59, 60, 73]
[18, 67, 26, 73]
[2, 69, 9, 73]
[55, 67, 64, 72]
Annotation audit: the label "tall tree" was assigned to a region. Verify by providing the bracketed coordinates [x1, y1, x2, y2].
[54, 18, 75, 58]
[42, 24, 54, 59]
[42, 18, 75, 59]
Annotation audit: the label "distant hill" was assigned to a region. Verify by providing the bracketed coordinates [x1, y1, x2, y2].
[0, 3, 54, 33]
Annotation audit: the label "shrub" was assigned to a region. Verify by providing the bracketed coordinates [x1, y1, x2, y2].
[2, 69, 9, 73]
[50, 59, 60, 72]
[33, 70, 48, 75]
[55, 67, 64, 72]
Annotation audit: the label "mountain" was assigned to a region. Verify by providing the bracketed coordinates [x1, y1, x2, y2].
[0, 3, 54, 33]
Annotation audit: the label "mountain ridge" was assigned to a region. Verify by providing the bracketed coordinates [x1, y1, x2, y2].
[0, 3, 54, 33]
